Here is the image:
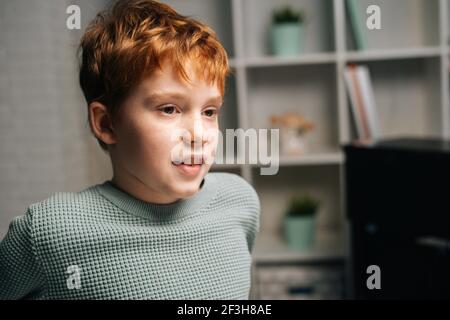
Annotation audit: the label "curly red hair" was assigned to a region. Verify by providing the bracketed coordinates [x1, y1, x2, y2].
[78, 0, 230, 150]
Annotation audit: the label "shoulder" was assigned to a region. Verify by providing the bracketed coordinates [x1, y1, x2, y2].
[28, 184, 99, 211]
[206, 172, 260, 218]
[207, 172, 261, 253]
[208, 172, 259, 203]
[25, 184, 103, 229]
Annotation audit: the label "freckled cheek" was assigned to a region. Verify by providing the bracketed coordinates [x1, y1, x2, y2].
[117, 119, 172, 163]
[135, 125, 175, 160]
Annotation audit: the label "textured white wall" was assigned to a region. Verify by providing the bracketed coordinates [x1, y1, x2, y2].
[0, 0, 112, 238]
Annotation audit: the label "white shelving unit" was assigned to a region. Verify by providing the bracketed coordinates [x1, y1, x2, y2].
[165, 0, 450, 298]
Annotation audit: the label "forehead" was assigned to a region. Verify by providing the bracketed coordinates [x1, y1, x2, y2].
[137, 59, 221, 97]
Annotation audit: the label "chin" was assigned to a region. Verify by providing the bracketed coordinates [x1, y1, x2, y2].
[168, 177, 203, 199]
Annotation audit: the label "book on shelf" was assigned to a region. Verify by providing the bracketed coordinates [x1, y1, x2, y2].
[344, 64, 380, 141]
[345, 0, 367, 51]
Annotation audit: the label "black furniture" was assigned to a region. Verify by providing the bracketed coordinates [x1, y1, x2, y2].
[344, 138, 450, 299]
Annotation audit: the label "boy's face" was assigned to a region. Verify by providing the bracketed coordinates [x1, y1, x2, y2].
[109, 60, 222, 204]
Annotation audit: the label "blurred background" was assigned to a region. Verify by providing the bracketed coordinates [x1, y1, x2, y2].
[1, 0, 450, 299]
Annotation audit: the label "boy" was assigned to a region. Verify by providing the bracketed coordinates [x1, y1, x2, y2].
[0, 0, 260, 299]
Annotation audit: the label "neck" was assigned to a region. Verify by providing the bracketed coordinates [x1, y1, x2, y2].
[110, 163, 181, 205]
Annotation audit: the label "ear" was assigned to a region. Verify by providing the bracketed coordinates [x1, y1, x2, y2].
[88, 101, 117, 145]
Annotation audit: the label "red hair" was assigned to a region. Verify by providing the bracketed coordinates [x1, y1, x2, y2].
[78, 0, 230, 150]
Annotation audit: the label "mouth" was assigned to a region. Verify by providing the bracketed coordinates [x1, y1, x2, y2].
[171, 155, 204, 176]
[171, 160, 203, 166]
[171, 155, 205, 166]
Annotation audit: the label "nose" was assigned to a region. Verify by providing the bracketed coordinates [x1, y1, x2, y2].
[182, 114, 204, 148]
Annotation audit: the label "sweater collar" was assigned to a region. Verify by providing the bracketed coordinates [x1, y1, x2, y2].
[95, 173, 218, 222]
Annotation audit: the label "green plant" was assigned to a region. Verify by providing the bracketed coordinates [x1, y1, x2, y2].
[273, 6, 305, 24]
[286, 194, 320, 216]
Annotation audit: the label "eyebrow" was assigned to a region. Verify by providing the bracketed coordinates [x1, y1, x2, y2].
[144, 92, 223, 106]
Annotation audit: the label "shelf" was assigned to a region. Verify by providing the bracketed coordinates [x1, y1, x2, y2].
[345, 0, 441, 51]
[243, 53, 337, 68]
[345, 47, 442, 62]
[253, 234, 347, 264]
[251, 152, 343, 167]
[241, 0, 335, 58]
[347, 58, 443, 140]
[246, 63, 340, 154]
[280, 152, 343, 166]
[252, 166, 342, 246]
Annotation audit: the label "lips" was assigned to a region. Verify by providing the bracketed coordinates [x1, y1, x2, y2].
[172, 161, 202, 166]
[171, 154, 205, 166]
[172, 159, 203, 177]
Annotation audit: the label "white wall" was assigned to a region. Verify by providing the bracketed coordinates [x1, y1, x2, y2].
[0, 0, 112, 238]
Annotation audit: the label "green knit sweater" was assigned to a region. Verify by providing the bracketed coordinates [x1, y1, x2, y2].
[0, 172, 260, 300]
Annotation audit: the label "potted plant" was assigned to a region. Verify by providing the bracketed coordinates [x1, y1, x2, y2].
[270, 6, 306, 56]
[283, 194, 320, 251]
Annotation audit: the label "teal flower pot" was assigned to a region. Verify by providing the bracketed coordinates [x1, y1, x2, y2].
[270, 22, 304, 56]
[283, 215, 315, 251]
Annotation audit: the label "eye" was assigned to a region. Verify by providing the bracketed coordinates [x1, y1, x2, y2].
[159, 105, 178, 115]
[203, 108, 218, 118]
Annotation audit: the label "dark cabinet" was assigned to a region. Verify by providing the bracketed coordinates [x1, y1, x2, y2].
[344, 138, 450, 299]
